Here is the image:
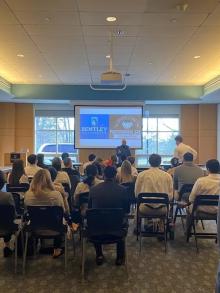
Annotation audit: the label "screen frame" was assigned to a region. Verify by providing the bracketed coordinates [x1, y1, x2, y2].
[74, 105, 143, 149]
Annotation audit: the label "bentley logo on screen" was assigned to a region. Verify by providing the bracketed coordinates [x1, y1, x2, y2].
[80, 114, 109, 139]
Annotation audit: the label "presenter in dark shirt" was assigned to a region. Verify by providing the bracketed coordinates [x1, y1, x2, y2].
[116, 139, 131, 164]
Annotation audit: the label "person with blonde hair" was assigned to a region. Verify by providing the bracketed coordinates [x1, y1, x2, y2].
[116, 160, 135, 184]
[25, 169, 65, 258]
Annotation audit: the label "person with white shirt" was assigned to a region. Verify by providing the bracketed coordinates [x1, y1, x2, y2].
[52, 157, 71, 188]
[174, 135, 197, 162]
[25, 154, 42, 178]
[188, 159, 220, 215]
[82, 153, 96, 173]
[135, 154, 173, 216]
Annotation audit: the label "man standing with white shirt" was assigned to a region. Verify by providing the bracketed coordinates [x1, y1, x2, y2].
[174, 135, 197, 162]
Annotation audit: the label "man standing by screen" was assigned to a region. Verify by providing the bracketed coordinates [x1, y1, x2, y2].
[116, 139, 131, 163]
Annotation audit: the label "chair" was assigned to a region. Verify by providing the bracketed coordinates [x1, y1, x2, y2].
[0, 205, 22, 273]
[6, 184, 30, 216]
[186, 195, 219, 252]
[62, 183, 72, 211]
[173, 184, 194, 230]
[23, 206, 68, 274]
[137, 193, 169, 253]
[81, 208, 128, 279]
[121, 182, 136, 214]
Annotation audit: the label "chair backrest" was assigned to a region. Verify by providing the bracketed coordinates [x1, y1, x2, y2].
[0, 205, 16, 230]
[179, 184, 194, 201]
[121, 182, 135, 204]
[6, 183, 29, 193]
[192, 195, 219, 213]
[26, 206, 64, 232]
[79, 192, 90, 207]
[137, 193, 169, 206]
[86, 208, 125, 237]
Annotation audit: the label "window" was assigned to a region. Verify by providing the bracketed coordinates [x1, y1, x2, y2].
[35, 116, 78, 164]
[136, 117, 179, 167]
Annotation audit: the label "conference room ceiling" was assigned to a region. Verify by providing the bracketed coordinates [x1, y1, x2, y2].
[0, 0, 220, 85]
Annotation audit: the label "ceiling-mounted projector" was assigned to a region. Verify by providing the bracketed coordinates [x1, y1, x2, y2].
[101, 71, 122, 84]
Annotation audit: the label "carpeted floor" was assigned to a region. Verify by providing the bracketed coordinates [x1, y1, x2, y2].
[0, 219, 218, 293]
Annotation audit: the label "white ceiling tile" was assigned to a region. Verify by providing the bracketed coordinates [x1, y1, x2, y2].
[15, 11, 81, 25]
[82, 25, 140, 37]
[0, 0, 18, 24]
[78, 0, 147, 13]
[5, 0, 78, 11]
[142, 13, 207, 26]
[24, 25, 82, 37]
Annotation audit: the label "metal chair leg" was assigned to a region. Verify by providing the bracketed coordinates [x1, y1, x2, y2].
[201, 220, 205, 230]
[139, 218, 142, 254]
[14, 234, 18, 274]
[164, 219, 167, 253]
[81, 237, 85, 280]
[192, 221, 199, 253]
[23, 232, 29, 275]
[65, 234, 68, 271]
[124, 238, 128, 276]
[173, 206, 179, 224]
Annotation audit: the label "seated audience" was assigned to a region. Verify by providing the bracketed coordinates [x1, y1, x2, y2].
[24, 169, 65, 258]
[173, 152, 204, 200]
[36, 154, 48, 169]
[48, 167, 69, 214]
[52, 157, 71, 188]
[127, 156, 138, 177]
[61, 152, 69, 168]
[83, 153, 96, 173]
[88, 166, 130, 266]
[0, 171, 16, 257]
[25, 154, 42, 178]
[135, 154, 173, 221]
[62, 157, 80, 195]
[188, 159, 220, 214]
[8, 159, 29, 185]
[104, 155, 118, 168]
[74, 164, 103, 206]
[167, 157, 180, 177]
[116, 160, 136, 184]
[92, 158, 104, 179]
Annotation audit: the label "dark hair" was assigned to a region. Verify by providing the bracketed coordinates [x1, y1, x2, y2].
[121, 154, 127, 162]
[83, 164, 98, 187]
[206, 159, 220, 174]
[52, 157, 62, 171]
[104, 166, 117, 179]
[61, 152, 69, 161]
[88, 154, 96, 162]
[175, 135, 183, 143]
[9, 159, 26, 185]
[36, 154, 46, 168]
[149, 154, 161, 167]
[128, 156, 135, 165]
[27, 154, 37, 165]
[0, 171, 6, 190]
[92, 161, 103, 177]
[63, 157, 72, 167]
[183, 152, 193, 162]
[170, 157, 179, 167]
[48, 166, 58, 182]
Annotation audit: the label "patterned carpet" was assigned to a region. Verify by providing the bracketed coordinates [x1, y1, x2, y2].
[0, 219, 219, 293]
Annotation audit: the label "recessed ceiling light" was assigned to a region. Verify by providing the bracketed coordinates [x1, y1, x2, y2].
[44, 17, 50, 22]
[106, 55, 111, 59]
[194, 55, 201, 59]
[170, 18, 177, 23]
[106, 16, 117, 22]
[148, 62, 153, 65]
[17, 54, 24, 58]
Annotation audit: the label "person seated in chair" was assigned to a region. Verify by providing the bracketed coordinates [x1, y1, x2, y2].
[82, 153, 96, 173]
[25, 169, 65, 258]
[0, 171, 16, 257]
[135, 154, 173, 233]
[88, 166, 130, 266]
[8, 159, 29, 185]
[25, 154, 42, 178]
[116, 160, 136, 184]
[173, 152, 204, 200]
[52, 157, 71, 188]
[62, 157, 80, 178]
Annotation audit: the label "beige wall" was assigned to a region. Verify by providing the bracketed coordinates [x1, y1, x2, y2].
[180, 104, 217, 164]
[0, 103, 34, 166]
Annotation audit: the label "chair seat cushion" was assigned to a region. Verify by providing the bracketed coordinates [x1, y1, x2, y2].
[139, 204, 167, 217]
